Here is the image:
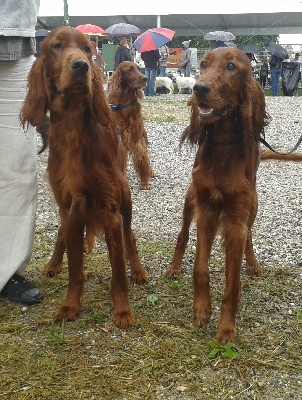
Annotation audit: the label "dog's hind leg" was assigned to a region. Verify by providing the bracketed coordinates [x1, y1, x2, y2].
[245, 194, 263, 276]
[44, 226, 66, 276]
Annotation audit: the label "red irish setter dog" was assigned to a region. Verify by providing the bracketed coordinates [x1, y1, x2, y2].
[167, 48, 271, 343]
[20, 27, 149, 326]
[108, 61, 155, 189]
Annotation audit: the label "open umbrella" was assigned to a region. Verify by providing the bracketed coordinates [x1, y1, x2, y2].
[75, 24, 107, 36]
[133, 28, 175, 52]
[105, 23, 141, 36]
[211, 41, 237, 49]
[204, 31, 236, 42]
[265, 43, 288, 60]
[238, 44, 264, 54]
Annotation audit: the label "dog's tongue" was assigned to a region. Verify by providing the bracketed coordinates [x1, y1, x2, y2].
[198, 106, 213, 115]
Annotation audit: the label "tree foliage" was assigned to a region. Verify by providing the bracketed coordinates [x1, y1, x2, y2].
[168, 35, 279, 50]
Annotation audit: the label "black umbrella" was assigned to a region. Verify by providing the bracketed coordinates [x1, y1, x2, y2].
[204, 30, 235, 42]
[238, 44, 264, 54]
[265, 43, 288, 60]
[35, 29, 49, 38]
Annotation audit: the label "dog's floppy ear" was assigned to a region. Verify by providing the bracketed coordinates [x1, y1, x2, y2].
[240, 76, 268, 141]
[20, 55, 50, 128]
[108, 67, 123, 100]
[90, 62, 111, 127]
[181, 97, 206, 144]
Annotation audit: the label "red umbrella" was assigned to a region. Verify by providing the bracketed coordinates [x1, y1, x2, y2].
[75, 24, 108, 36]
[133, 28, 175, 52]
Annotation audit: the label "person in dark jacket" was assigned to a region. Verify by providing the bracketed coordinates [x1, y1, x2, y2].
[114, 37, 131, 70]
[259, 62, 269, 87]
[141, 49, 160, 96]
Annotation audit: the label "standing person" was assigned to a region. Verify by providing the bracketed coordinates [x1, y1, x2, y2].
[136, 52, 145, 75]
[179, 41, 191, 77]
[90, 40, 104, 69]
[141, 49, 160, 97]
[259, 61, 269, 88]
[157, 44, 170, 94]
[269, 55, 282, 96]
[158, 44, 169, 77]
[0, 0, 43, 305]
[114, 37, 131, 70]
[281, 55, 301, 97]
[293, 53, 301, 95]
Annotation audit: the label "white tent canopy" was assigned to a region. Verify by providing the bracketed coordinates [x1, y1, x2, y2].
[38, 0, 302, 36]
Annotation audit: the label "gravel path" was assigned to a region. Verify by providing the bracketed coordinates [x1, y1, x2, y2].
[36, 95, 302, 270]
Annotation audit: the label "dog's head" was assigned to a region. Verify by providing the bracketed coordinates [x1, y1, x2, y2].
[20, 26, 109, 127]
[185, 47, 269, 143]
[113, 61, 147, 89]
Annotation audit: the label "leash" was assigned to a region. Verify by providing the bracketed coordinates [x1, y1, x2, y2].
[260, 132, 302, 155]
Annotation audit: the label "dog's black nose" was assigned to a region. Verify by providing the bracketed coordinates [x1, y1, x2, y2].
[70, 59, 89, 73]
[143, 76, 148, 82]
[193, 82, 211, 97]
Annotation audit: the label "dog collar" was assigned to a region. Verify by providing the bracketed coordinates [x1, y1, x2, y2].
[110, 102, 133, 111]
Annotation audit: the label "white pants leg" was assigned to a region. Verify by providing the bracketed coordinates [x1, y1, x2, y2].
[0, 56, 37, 291]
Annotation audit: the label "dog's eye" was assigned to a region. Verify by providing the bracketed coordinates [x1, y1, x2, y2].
[52, 42, 62, 49]
[200, 61, 207, 69]
[84, 46, 91, 53]
[227, 62, 236, 70]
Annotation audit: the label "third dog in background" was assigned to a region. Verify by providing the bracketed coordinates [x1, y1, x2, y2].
[176, 76, 196, 94]
[155, 76, 174, 94]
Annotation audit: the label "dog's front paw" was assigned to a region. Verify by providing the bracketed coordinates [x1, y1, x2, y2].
[193, 301, 212, 327]
[113, 309, 135, 328]
[55, 304, 80, 322]
[216, 325, 237, 345]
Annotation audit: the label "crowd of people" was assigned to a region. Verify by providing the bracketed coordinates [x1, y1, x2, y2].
[256, 53, 301, 96]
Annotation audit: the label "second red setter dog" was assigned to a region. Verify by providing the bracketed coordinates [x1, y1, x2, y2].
[20, 27, 149, 326]
[167, 48, 271, 343]
[108, 61, 155, 189]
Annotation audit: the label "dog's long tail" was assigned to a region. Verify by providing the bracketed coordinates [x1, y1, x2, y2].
[261, 149, 302, 161]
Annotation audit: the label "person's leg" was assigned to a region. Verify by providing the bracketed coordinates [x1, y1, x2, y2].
[144, 68, 150, 96]
[0, 57, 41, 304]
[159, 66, 166, 77]
[276, 69, 281, 96]
[271, 69, 277, 95]
[149, 68, 157, 96]
[185, 65, 191, 77]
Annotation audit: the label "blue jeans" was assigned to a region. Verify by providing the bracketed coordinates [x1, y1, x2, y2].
[144, 68, 157, 96]
[270, 67, 281, 96]
[183, 65, 191, 77]
[158, 66, 166, 77]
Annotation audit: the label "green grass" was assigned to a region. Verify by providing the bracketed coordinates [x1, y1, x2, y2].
[1, 235, 301, 399]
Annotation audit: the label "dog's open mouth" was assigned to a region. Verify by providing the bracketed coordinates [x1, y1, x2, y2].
[198, 104, 230, 118]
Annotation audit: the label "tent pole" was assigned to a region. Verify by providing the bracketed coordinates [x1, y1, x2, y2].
[157, 15, 161, 28]
[63, 0, 69, 26]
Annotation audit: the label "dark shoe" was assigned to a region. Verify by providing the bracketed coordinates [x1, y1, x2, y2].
[1, 274, 43, 305]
